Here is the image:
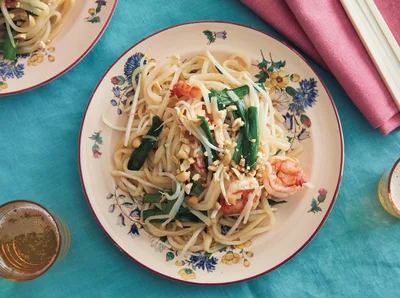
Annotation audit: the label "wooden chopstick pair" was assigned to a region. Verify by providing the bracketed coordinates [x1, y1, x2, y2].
[341, 0, 400, 110]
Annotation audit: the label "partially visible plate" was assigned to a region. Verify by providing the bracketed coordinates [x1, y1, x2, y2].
[0, 0, 117, 96]
[79, 21, 344, 285]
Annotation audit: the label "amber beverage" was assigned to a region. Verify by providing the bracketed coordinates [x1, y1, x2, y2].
[0, 200, 70, 281]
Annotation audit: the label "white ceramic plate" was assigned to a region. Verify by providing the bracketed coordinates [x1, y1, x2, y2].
[0, 0, 117, 96]
[79, 21, 344, 285]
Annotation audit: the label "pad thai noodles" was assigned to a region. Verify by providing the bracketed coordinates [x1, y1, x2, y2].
[106, 50, 308, 256]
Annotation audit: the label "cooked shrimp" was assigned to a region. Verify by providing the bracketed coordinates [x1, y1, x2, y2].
[170, 80, 202, 101]
[263, 156, 306, 198]
[220, 177, 260, 214]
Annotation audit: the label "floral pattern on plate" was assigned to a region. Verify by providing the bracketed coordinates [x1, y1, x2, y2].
[203, 30, 227, 44]
[110, 52, 144, 114]
[0, 48, 56, 92]
[255, 51, 318, 152]
[89, 131, 103, 158]
[105, 180, 326, 280]
[85, 0, 108, 23]
[308, 188, 328, 213]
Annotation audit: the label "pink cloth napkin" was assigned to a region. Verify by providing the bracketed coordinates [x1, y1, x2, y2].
[242, 0, 400, 135]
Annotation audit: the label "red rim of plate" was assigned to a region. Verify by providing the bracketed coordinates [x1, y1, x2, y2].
[0, 0, 118, 97]
[78, 20, 344, 286]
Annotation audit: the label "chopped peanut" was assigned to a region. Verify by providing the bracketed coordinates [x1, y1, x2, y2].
[184, 183, 193, 194]
[212, 160, 220, 166]
[232, 118, 245, 132]
[223, 152, 232, 166]
[239, 158, 245, 167]
[132, 138, 141, 148]
[208, 164, 218, 172]
[176, 171, 190, 182]
[217, 111, 225, 118]
[204, 151, 208, 156]
[176, 148, 189, 159]
[187, 196, 199, 205]
[181, 144, 191, 154]
[227, 105, 237, 112]
[224, 139, 232, 148]
[180, 160, 191, 172]
[228, 196, 236, 205]
[175, 220, 183, 228]
[192, 173, 201, 181]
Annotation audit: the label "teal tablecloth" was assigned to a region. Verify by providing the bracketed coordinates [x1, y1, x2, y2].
[1, 0, 400, 297]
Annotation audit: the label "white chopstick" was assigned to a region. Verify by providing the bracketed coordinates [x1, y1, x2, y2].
[341, 0, 400, 110]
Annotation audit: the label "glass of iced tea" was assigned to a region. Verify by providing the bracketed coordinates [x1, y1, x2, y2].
[0, 200, 70, 281]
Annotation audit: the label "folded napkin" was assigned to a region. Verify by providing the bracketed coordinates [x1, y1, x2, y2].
[242, 0, 400, 134]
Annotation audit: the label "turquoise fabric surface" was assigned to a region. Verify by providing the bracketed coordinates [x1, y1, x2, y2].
[1, 0, 400, 297]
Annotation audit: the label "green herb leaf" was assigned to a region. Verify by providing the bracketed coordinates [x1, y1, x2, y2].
[273, 149, 282, 156]
[190, 182, 204, 196]
[128, 116, 163, 170]
[143, 193, 162, 203]
[268, 199, 287, 206]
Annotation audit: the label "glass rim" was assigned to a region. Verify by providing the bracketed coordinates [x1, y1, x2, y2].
[0, 200, 62, 281]
[388, 158, 400, 213]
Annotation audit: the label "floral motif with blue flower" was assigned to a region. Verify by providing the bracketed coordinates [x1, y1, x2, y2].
[0, 47, 56, 92]
[255, 50, 318, 150]
[106, 186, 144, 237]
[109, 52, 145, 114]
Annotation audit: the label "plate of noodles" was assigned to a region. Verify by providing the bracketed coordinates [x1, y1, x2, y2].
[0, 0, 117, 96]
[79, 21, 343, 285]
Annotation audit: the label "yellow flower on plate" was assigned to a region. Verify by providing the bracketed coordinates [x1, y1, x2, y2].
[267, 71, 289, 89]
[0, 82, 8, 90]
[48, 55, 55, 62]
[221, 252, 241, 265]
[290, 73, 300, 82]
[244, 260, 250, 267]
[48, 46, 55, 53]
[246, 251, 254, 258]
[88, 8, 96, 15]
[175, 260, 184, 267]
[178, 268, 196, 281]
[28, 53, 44, 66]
